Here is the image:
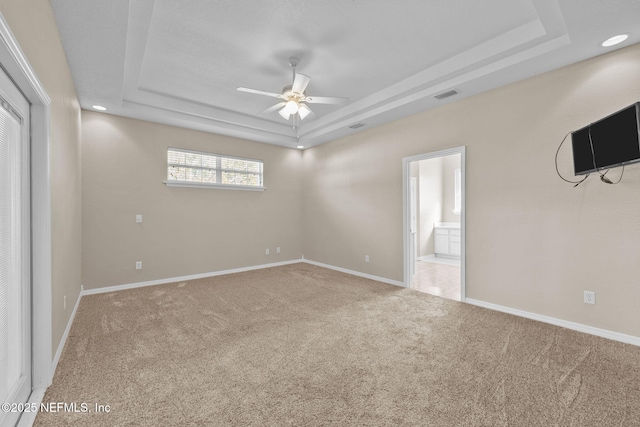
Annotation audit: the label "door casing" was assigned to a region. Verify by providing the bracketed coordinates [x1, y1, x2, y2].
[402, 146, 466, 300]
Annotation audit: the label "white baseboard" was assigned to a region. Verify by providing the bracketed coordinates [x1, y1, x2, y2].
[52, 289, 82, 376]
[417, 255, 434, 261]
[302, 259, 405, 287]
[17, 387, 46, 427]
[81, 259, 405, 298]
[466, 298, 640, 347]
[82, 259, 303, 296]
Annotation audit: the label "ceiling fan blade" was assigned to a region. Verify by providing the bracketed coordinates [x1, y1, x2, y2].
[305, 106, 318, 121]
[260, 102, 286, 115]
[237, 87, 283, 99]
[305, 96, 349, 105]
[292, 73, 311, 94]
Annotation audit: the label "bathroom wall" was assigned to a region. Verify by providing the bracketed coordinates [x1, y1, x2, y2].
[417, 157, 443, 257]
[441, 154, 461, 223]
[415, 153, 460, 258]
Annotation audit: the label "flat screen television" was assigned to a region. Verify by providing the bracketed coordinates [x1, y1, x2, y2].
[572, 102, 640, 175]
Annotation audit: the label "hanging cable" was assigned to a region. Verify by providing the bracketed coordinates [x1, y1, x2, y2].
[555, 131, 590, 186]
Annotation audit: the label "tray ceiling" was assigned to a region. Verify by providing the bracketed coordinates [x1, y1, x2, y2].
[51, 0, 640, 149]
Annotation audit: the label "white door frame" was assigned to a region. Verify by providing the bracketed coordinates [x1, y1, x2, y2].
[0, 13, 53, 395]
[0, 59, 32, 427]
[409, 177, 417, 278]
[402, 146, 466, 300]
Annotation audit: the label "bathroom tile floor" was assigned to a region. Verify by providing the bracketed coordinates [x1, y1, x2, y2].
[411, 258, 461, 301]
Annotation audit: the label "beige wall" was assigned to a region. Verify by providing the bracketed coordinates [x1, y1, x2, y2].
[302, 135, 402, 277]
[0, 1, 82, 356]
[302, 44, 640, 337]
[81, 112, 303, 289]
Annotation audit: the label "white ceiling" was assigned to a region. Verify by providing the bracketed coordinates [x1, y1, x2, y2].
[50, 0, 640, 149]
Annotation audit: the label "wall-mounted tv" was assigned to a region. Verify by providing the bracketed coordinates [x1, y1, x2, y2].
[572, 102, 640, 175]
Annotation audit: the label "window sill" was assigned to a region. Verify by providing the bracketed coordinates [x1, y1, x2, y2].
[164, 181, 266, 191]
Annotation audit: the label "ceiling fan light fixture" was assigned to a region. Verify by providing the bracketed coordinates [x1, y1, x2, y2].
[284, 100, 299, 114]
[278, 108, 291, 120]
[239, 57, 348, 123]
[298, 104, 311, 120]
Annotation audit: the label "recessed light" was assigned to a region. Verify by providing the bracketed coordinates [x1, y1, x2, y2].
[601, 34, 629, 47]
[297, 145, 304, 149]
[92, 105, 107, 111]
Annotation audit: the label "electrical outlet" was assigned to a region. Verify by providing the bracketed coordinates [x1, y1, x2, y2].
[584, 291, 595, 304]
[265, 248, 269, 255]
[277, 247, 280, 254]
[365, 255, 369, 263]
[136, 214, 142, 223]
[136, 261, 142, 270]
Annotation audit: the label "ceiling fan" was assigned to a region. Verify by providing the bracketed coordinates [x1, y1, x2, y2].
[237, 57, 349, 124]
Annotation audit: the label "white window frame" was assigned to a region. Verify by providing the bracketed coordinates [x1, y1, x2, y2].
[164, 147, 265, 191]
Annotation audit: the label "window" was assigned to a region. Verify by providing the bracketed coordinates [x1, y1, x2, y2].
[165, 147, 264, 190]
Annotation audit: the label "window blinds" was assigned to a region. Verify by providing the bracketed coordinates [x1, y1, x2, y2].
[167, 147, 263, 188]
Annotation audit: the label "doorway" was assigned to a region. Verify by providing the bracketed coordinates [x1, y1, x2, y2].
[403, 147, 465, 301]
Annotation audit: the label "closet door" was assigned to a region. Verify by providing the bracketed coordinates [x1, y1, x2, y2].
[0, 64, 31, 427]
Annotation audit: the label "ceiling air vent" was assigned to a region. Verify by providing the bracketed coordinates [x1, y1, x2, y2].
[349, 122, 366, 129]
[434, 89, 459, 100]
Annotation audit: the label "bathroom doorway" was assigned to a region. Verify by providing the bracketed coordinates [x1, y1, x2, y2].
[403, 147, 465, 301]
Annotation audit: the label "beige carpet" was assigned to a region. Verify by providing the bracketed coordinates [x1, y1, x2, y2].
[35, 263, 640, 426]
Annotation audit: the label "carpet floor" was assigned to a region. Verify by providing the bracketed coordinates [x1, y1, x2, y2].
[35, 263, 640, 426]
